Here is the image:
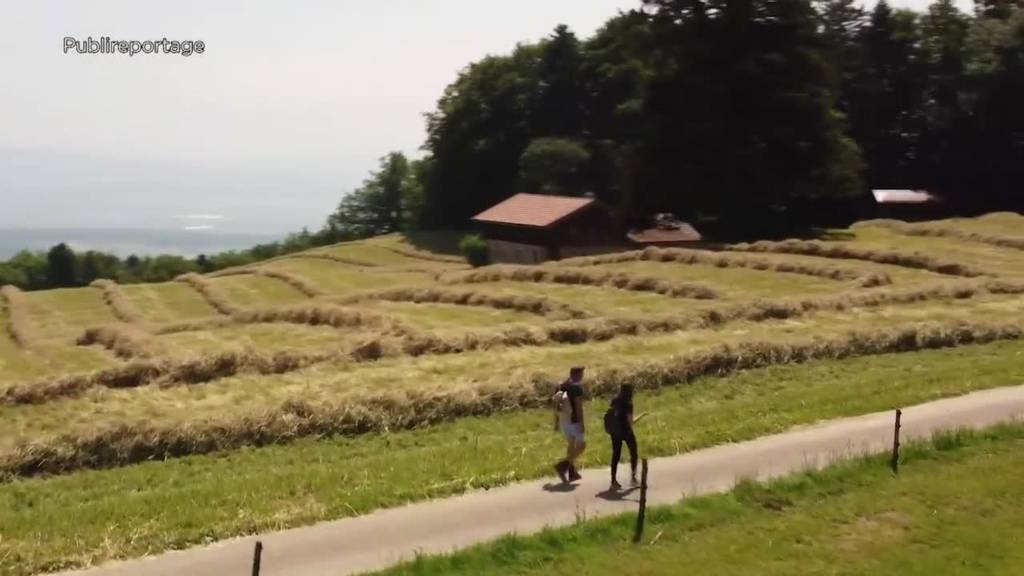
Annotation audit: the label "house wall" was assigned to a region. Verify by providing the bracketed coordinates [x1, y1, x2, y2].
[487, 239, 549, 264]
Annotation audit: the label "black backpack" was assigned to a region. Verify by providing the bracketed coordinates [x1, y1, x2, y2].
[603, 401, 621, 436]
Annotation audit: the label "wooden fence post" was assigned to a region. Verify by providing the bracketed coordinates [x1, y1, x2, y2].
[891, 409, 902, 475]
[252, 540, 263, 576]
[633, 459, 650, 543]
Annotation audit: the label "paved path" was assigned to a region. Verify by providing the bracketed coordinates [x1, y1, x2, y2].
[54, 385, 1024, 576]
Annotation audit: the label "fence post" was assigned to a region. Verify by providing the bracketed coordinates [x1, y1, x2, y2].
[633, 459, 650, 543]
[891, 409, 902, 475]
[252, 541, 263, 576]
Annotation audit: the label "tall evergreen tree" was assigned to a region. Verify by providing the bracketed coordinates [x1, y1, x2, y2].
[642, 0, 863, 223]
[847, 1, 927, 187]
[46, 243, 77, 288]
[532, 25, 587, 138]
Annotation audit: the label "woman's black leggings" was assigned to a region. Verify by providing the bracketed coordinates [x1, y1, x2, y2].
[611, 428, 638, 480]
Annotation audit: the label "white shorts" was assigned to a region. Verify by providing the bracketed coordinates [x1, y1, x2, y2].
[562, 423, 585, 443]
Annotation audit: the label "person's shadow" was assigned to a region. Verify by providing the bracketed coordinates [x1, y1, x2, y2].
[595, 486, 640, 502]
[542, 482, 578, 493]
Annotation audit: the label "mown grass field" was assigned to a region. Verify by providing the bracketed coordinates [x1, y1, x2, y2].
[0, 217, 1023, 574]
[381, 423, 1024, 576]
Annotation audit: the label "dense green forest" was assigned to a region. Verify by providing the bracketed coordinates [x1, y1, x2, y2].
[405, 0, 1024, 231]
[3, 0, 1022, 290]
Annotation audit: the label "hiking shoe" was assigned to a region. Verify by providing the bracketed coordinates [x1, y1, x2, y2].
[610, 479, 622, 491]
[555, 461, 569, 483]
[630, 475, 640, 487]
[568, 466, 582, 482]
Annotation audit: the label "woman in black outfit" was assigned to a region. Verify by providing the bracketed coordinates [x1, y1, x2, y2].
[608, 384, 638, 490]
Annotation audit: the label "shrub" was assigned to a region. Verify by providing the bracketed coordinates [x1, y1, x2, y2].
[459, 234, 491, 268]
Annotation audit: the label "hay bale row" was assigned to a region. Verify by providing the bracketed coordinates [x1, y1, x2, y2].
[13, 303, 411, 404]
[858, 220, 1024, 252]
[558, 246, 892, 288]
[232, 303, 408, 333]
[3, 319, 1019, 479]
[289, 252, 379, 267]
[378, 244, 465, 264]
[76, 324, 163, 359]
[174, 273, 242, 315]
[1, 346, 356, 406]
[251, 269, 323, 298]
[443, 265, 720, 299]
[89, 279, 144, 323]
[0, 285, 34, 348]
[47, 277, 1024, 404]
[731, 239, 988, 277]
[338, 287, 592, 320]
[152, 302, 405, 335]
[393, 279, 1024, 356]
[205, 267, 257, 279]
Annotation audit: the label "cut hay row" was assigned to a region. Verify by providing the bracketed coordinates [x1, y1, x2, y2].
[394, 279, 1024, 356]
[204, 268, 255, 279]
[288, 252, 379, 267]
[77, 324, 163, 359]
[730, 239, 989, 277]
[558, 246, 892, 288]
[376, 244, 465, 264]
[0, 285, 34, 348]
[856, 220, 1024, 252]
[231, 302, 409, 333]
[443, 265, 720, 299]
[150, 301, 409, 336]
[336, 287, 592, 320]
[3, 319, 1020, 479]
[251, 269, 323, 298]
[1, 345, 372, 407]
[48, 277, 1024, 401]
[174, 273, 242, 315]
[36, 303, 411, 397]
[89, 279, 144, 323]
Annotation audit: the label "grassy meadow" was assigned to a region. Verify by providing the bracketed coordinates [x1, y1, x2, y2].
[0, 217, 1023, 574]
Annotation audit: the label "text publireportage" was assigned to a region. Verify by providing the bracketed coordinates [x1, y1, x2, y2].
[64, 37, 205, 57]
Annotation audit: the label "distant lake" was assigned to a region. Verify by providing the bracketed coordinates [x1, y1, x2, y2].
[0, 229, 283, 260]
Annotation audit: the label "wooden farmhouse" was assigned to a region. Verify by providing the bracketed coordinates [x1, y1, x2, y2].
[471, 193, 621, 263]
[472, 194, 703, 263]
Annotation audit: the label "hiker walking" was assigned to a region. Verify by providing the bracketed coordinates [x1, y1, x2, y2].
[553, 366, 586, 483]
[605, 384, 639, 490]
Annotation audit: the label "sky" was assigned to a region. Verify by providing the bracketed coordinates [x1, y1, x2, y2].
[0, 0, 972, 237]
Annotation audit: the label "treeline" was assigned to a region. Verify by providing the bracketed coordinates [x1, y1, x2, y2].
[341, 0, 1024, 233]
[0, 229, 350, 290]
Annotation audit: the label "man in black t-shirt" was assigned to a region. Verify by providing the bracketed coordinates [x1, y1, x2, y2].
[554, 366, 586, 483]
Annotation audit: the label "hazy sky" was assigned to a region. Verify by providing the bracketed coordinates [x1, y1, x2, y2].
[0, 0, 972, 235]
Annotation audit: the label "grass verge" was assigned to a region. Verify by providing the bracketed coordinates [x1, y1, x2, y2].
[1, 340, 1023, 575]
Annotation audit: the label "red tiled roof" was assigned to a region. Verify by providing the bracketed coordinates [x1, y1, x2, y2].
[472, 193, 597, 228]
[627, 223, 702, 244]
